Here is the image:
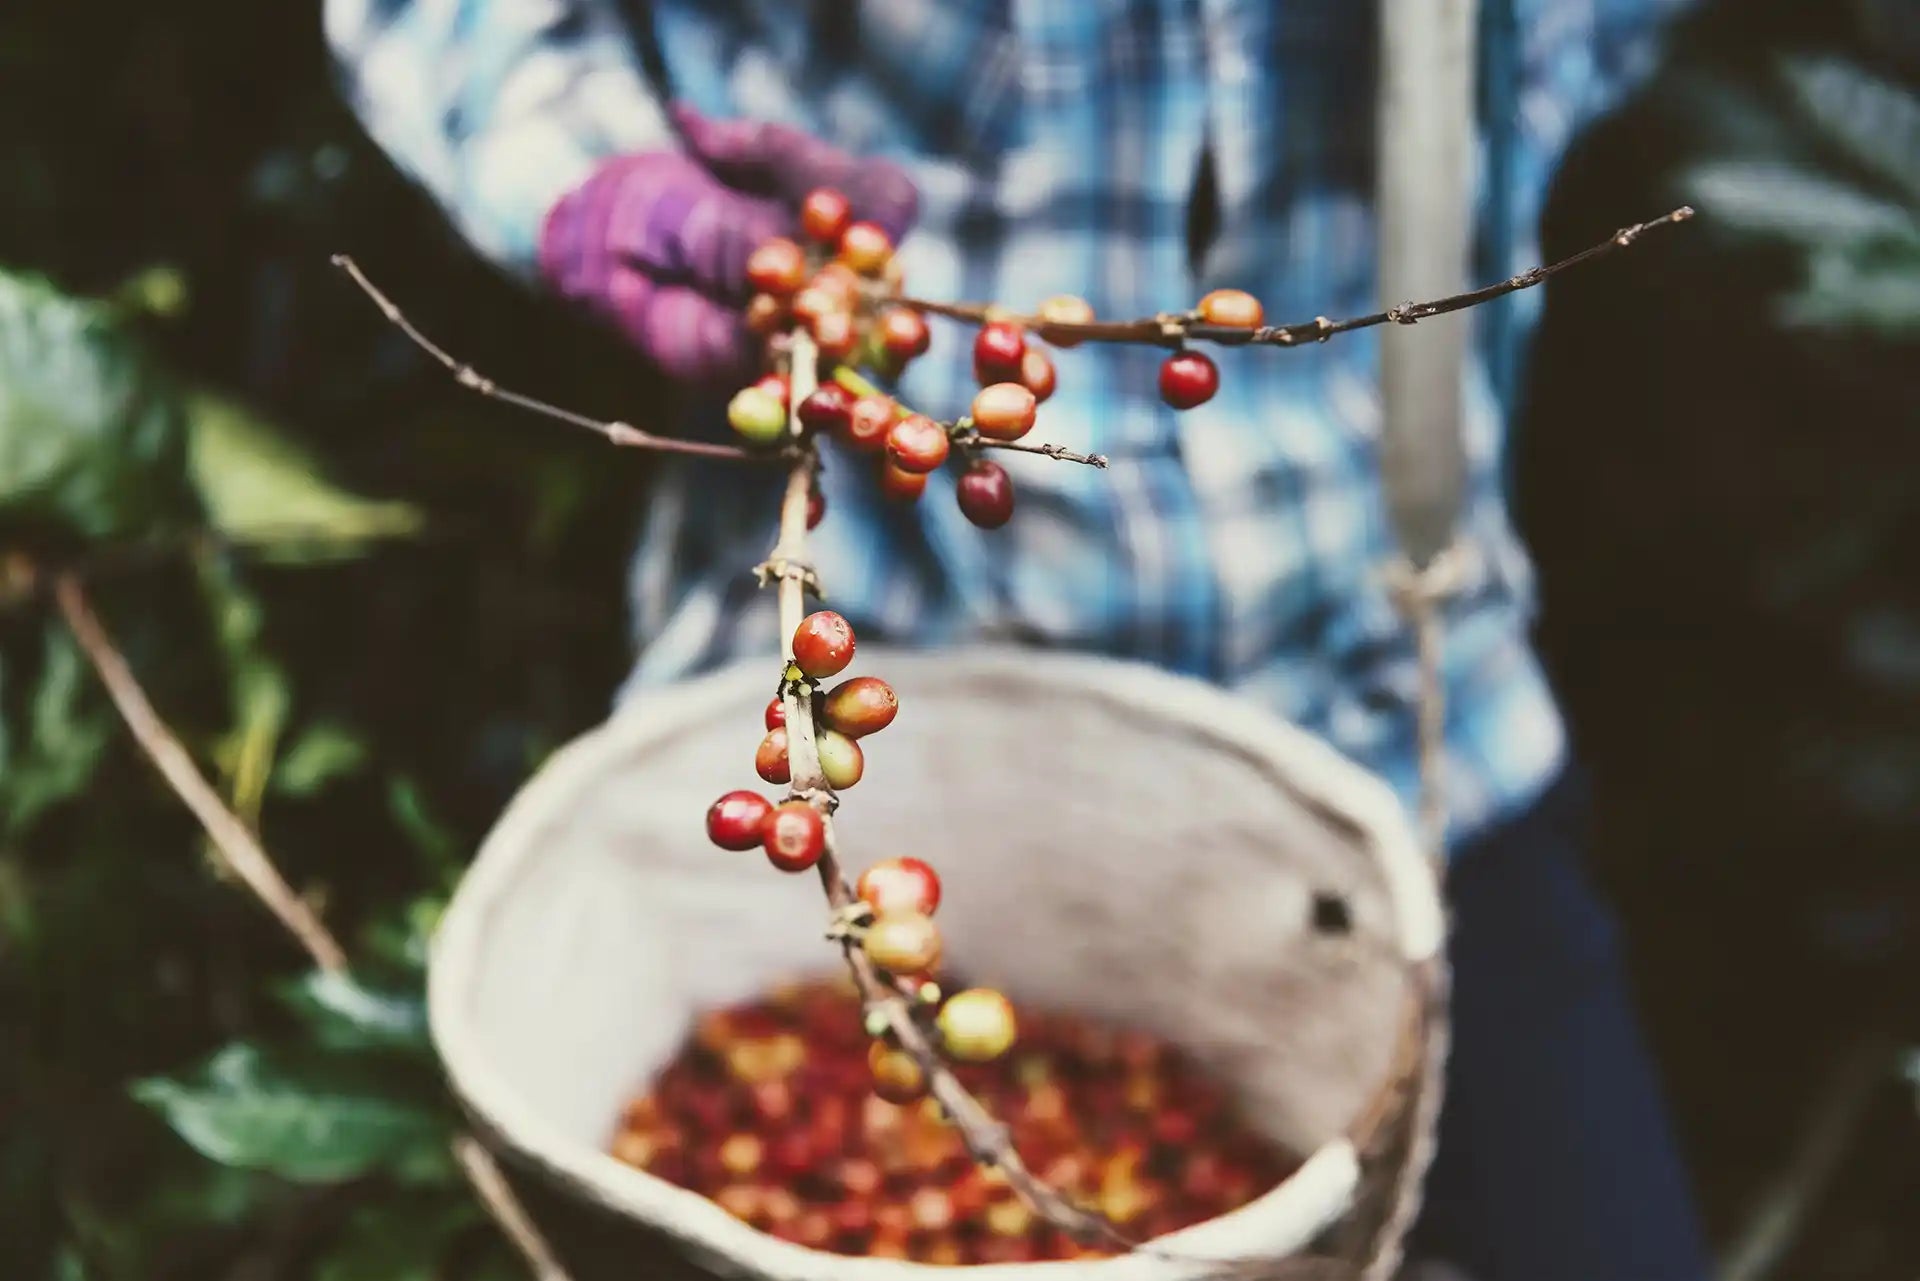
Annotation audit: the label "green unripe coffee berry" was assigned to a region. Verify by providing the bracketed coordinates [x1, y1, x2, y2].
[727, 385, 788, 443]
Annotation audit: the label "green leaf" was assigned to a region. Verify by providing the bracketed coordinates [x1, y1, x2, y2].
[185, 391, 420, 562]
[194, 554, 290, 830]
[362, 893, 446, 978]
[277, 969, 430, 1054]
[0, 269, 198, 542]
[0, 623, 113, 837]
[388, 775, 459, 876]
[273, 721, 369, 797]
[1781, 55, 1920, 207]
[110, 265, 190, 321]
[1778, 242, 1920, 334]
[312, 1193, 480, 1281]
[131, 1043, 453, 1185]
[76, 1160, 290, 1272]
[1687, 159, 1919, 247]
[139, 1161, 286, 1229]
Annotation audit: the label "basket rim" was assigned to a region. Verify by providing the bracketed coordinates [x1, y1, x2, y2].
[429, 646, 1442, 1279]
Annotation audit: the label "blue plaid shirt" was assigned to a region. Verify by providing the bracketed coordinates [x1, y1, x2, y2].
[326, 0, 1682, 845]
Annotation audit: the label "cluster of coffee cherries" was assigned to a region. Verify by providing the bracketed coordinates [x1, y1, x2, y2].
[705, 609, 1018, 1087]
[853, 855, 1020, 1088]
[739, 187, 920, 373]
[705, 610, 892, 872]
[727, 186, 1057, 531]
[612, 977, 1296, 1262]
[978, 285, 1266, 415]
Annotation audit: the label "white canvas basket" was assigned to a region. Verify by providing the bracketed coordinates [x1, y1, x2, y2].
[430, 648, 1446, 1280]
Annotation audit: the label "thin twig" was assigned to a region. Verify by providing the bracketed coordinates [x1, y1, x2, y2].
[769, 332, 1127, 1249]
[51, 568, 572, 1279]
[1719, 1029, 1896, 1281]
[956, 430, 1109, 469]
[453, 1135, 574, 1281]
[902, 206, 1695, 351]
[52, 573, 349, 973]
[330, 255, 770, 463]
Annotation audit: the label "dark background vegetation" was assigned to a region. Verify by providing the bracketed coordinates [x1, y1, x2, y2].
[2, 2, 676, 1275]
[0, 0, 1913, 1277]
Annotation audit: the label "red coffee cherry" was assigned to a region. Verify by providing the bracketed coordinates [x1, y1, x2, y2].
[807, 489, 827, 530]
[909, 1187, 957, 1235]
[856, 856, 941, 917]
[879, 462, 928, 501]
[755, 727, 790, 784]
[1020, 348, 1057, 403]
[956, 459, 1015, 529]
[790, 284, 843, 326]
[1158, 350, 1220, 410]
[745, 237, 808, 296]
[843, 395, 895, 453]
[706, 790, 773, 851]
[767, 1128, 816, 1180]
[821, 676, 897, 738]
[797, 382, 855, 436]
[745, 292, 789, 336]
[763, 801, 825, 872]
[867, 1041, 927, 1104]
[863, 910, 942, 974]
[885, 414, 950, 474]
[1037, 294, 1095, 346]
[712, 1182, 762, 1220]
[838, 221, 894, 275]
[969, 383, 1036, 441]
[878, 307, 932, 360]
[718, 1132, 764, 1179]
[972, 321, 1027, 385]
[790, 1209, 835, 1249]
[810, 309, 858, 361]
[792, 611, 856, 678]
[811, 262, 862, 303]
[1197, 288, 1264, 328]
[800, 187, 853, 244]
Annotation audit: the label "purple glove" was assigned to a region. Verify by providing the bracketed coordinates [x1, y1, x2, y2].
[538, 103, 918, 384]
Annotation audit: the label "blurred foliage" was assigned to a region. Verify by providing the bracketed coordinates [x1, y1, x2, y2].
[0, 271, 196, 546]
[1516, 0, 1920, 1271]
[0, 257, 509, 1278]
[1676, 53, 1920, 335]
[0, 1, 685, 1277]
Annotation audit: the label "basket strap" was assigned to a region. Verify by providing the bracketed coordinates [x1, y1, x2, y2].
[1362, 2, 1478, 1273]
[1377, 0, 1478, 573]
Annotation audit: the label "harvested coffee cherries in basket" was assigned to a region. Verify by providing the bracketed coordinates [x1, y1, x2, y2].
[610, 977, 1298, 1263]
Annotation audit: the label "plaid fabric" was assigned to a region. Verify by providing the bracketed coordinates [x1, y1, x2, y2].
[326, 0, 1686, 846]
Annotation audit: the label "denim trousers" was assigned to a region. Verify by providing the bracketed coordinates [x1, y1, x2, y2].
[1409, 771, 1712, 1281]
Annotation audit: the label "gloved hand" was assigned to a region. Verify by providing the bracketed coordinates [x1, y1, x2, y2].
[538, 103, 918, 384]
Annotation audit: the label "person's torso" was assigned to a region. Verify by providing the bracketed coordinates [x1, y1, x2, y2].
[627, 0, 1589, 837]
